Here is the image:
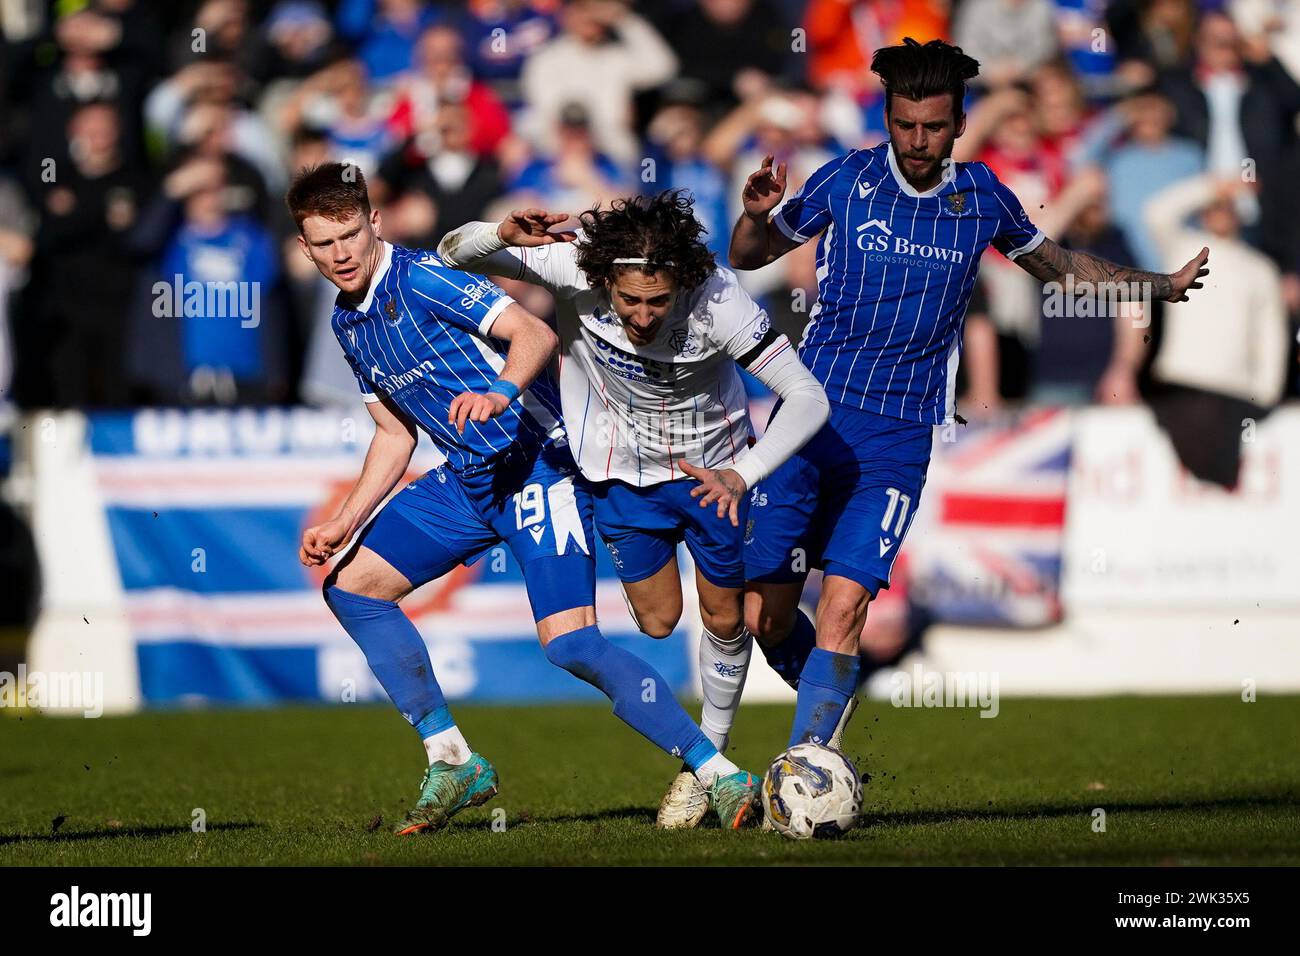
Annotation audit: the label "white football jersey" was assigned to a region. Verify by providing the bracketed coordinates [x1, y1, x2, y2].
[493, 239, 783, 485]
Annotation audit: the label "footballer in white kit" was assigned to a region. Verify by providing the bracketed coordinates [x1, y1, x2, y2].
[439, 190, 829, 828]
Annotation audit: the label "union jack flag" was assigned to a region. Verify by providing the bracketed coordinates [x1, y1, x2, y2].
[904, 408, 1073, 627]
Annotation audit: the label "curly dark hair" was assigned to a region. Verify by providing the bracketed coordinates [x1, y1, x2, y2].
[573, 189, 716, 292]
[871, 37, 981, 120]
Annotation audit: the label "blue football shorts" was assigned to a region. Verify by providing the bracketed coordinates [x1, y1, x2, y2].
[355, 442, 596, 621]
[743, 401, 933, 597]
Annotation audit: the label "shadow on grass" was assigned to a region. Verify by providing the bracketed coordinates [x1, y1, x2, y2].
[865, 792, 1300, 829]
[0, 821, 263, 846]
[492, 806, 660, 828]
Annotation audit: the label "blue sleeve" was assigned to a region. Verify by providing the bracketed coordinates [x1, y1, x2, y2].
[342, 348, 378, 402]
[986, 170, 1045, 260]
[408, 256, 515, 336]
[772, 152, 853, 244]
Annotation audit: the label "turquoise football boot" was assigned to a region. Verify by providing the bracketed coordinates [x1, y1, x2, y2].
[709, 770, 762, 830]
[393, 753, 499, 835]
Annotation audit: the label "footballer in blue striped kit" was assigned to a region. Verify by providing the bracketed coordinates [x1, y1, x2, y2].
[287, 163, 766, 835]
[729, 38, 1211, 750]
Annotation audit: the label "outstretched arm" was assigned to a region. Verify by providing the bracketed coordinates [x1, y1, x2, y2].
[437, 209, 579, 291]
[1013, 235, 1210, 304]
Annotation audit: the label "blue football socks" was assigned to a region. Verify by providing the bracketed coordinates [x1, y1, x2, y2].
[544, 625, 717, 770]
[324, 585, 454, 737]
[756, 608, 817, 690]
[788, 647, 860, 747]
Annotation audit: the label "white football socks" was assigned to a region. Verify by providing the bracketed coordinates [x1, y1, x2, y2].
[422, 726, 472, 766]
[694, 752, 740, 788]
[697, 625, 753, 752]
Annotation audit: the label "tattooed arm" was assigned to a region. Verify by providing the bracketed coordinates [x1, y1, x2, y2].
[1012, 236, 1210, 304]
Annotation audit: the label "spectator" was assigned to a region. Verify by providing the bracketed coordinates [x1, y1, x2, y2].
[376, 102, 506, 244]
[460, 0, 560, 106]
[1158, 10, 1300, 268]
[505, 102, 626, 211]
[1107, 0, 1198, 71]
[1034, 168, 1150, 405]
[171, 101, 273, 224]
[1075, 88, 1204, 272]
[22, 7, 150, 180]
[519, 0, 677, 165]
[145, 58, 283, 191]
[280, 59, 392, 177]
[129, 158, 287, 405]
[643, 90, 731, 260]
[651, 0, 795, 112]
[249, 3, 349, 166]
[335, 0, 442, 84]
[1053, 0, 1118, 99]
[709, 87, 835, 305]
[1144, 174, 1289, 486]
[387, 25, 512, 160]
[14, 102, 145, 408]
[1231, 0, 1300, 82]
[953, 0, 1059, 88]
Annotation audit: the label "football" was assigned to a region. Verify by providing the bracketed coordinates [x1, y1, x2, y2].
[762, 743, 863, 840]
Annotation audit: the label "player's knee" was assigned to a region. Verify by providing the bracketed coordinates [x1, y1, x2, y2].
[744, 599, 793, 647]
[700, 605, 743, 642]
[324, 554, 408, 604]
[636, 612, 679, 640]
[816, 593, 870, 653]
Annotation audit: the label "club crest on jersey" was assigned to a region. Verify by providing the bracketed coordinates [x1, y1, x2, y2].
[669, 329, 699, 356]
[383, 299, 402, 325]
[944, 192, 970, 217]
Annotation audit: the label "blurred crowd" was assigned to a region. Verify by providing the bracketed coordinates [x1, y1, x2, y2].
[0, 0, 1298, 439]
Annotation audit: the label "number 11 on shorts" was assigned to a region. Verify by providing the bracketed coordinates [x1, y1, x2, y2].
[880, 487, 910, 556]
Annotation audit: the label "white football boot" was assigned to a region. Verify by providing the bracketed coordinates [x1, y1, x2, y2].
[656, 771, 711, 829]
[828, 695, 859, 751]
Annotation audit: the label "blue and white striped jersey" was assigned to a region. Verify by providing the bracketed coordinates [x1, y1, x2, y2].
[332, 242, 565, 474]
[773, 143, 1043, 424]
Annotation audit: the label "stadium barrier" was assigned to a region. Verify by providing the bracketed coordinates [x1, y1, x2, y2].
[15, 404, 1300, 714]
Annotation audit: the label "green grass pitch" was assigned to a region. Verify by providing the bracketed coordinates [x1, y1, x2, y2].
[2, 695, 1297, 865]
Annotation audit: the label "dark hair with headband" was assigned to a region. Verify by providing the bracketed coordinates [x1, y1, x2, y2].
[573, 189, 716, 292]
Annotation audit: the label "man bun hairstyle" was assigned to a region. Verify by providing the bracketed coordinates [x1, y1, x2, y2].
[871, 37, 981, 120]
[286, 162, 370, 232]
[574, 189, 715, 292]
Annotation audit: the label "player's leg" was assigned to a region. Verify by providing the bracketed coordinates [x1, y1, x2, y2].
[679, 479, 753, 755]
[324, 469, 500, 834]
[500, 454, 762, 827]
[590, 479, 685, 639]
[741, 450, 824, 688]
[743, 581, 816, 689]
[612, 549, 684, 639]
[787, 407, 933, 747]
[593, 478, 739, 827]
[784, 573, 871, 747]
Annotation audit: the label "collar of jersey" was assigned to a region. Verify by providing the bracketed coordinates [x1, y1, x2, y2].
[355, 241, 393, 313]
[886, 146, 948, 199]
